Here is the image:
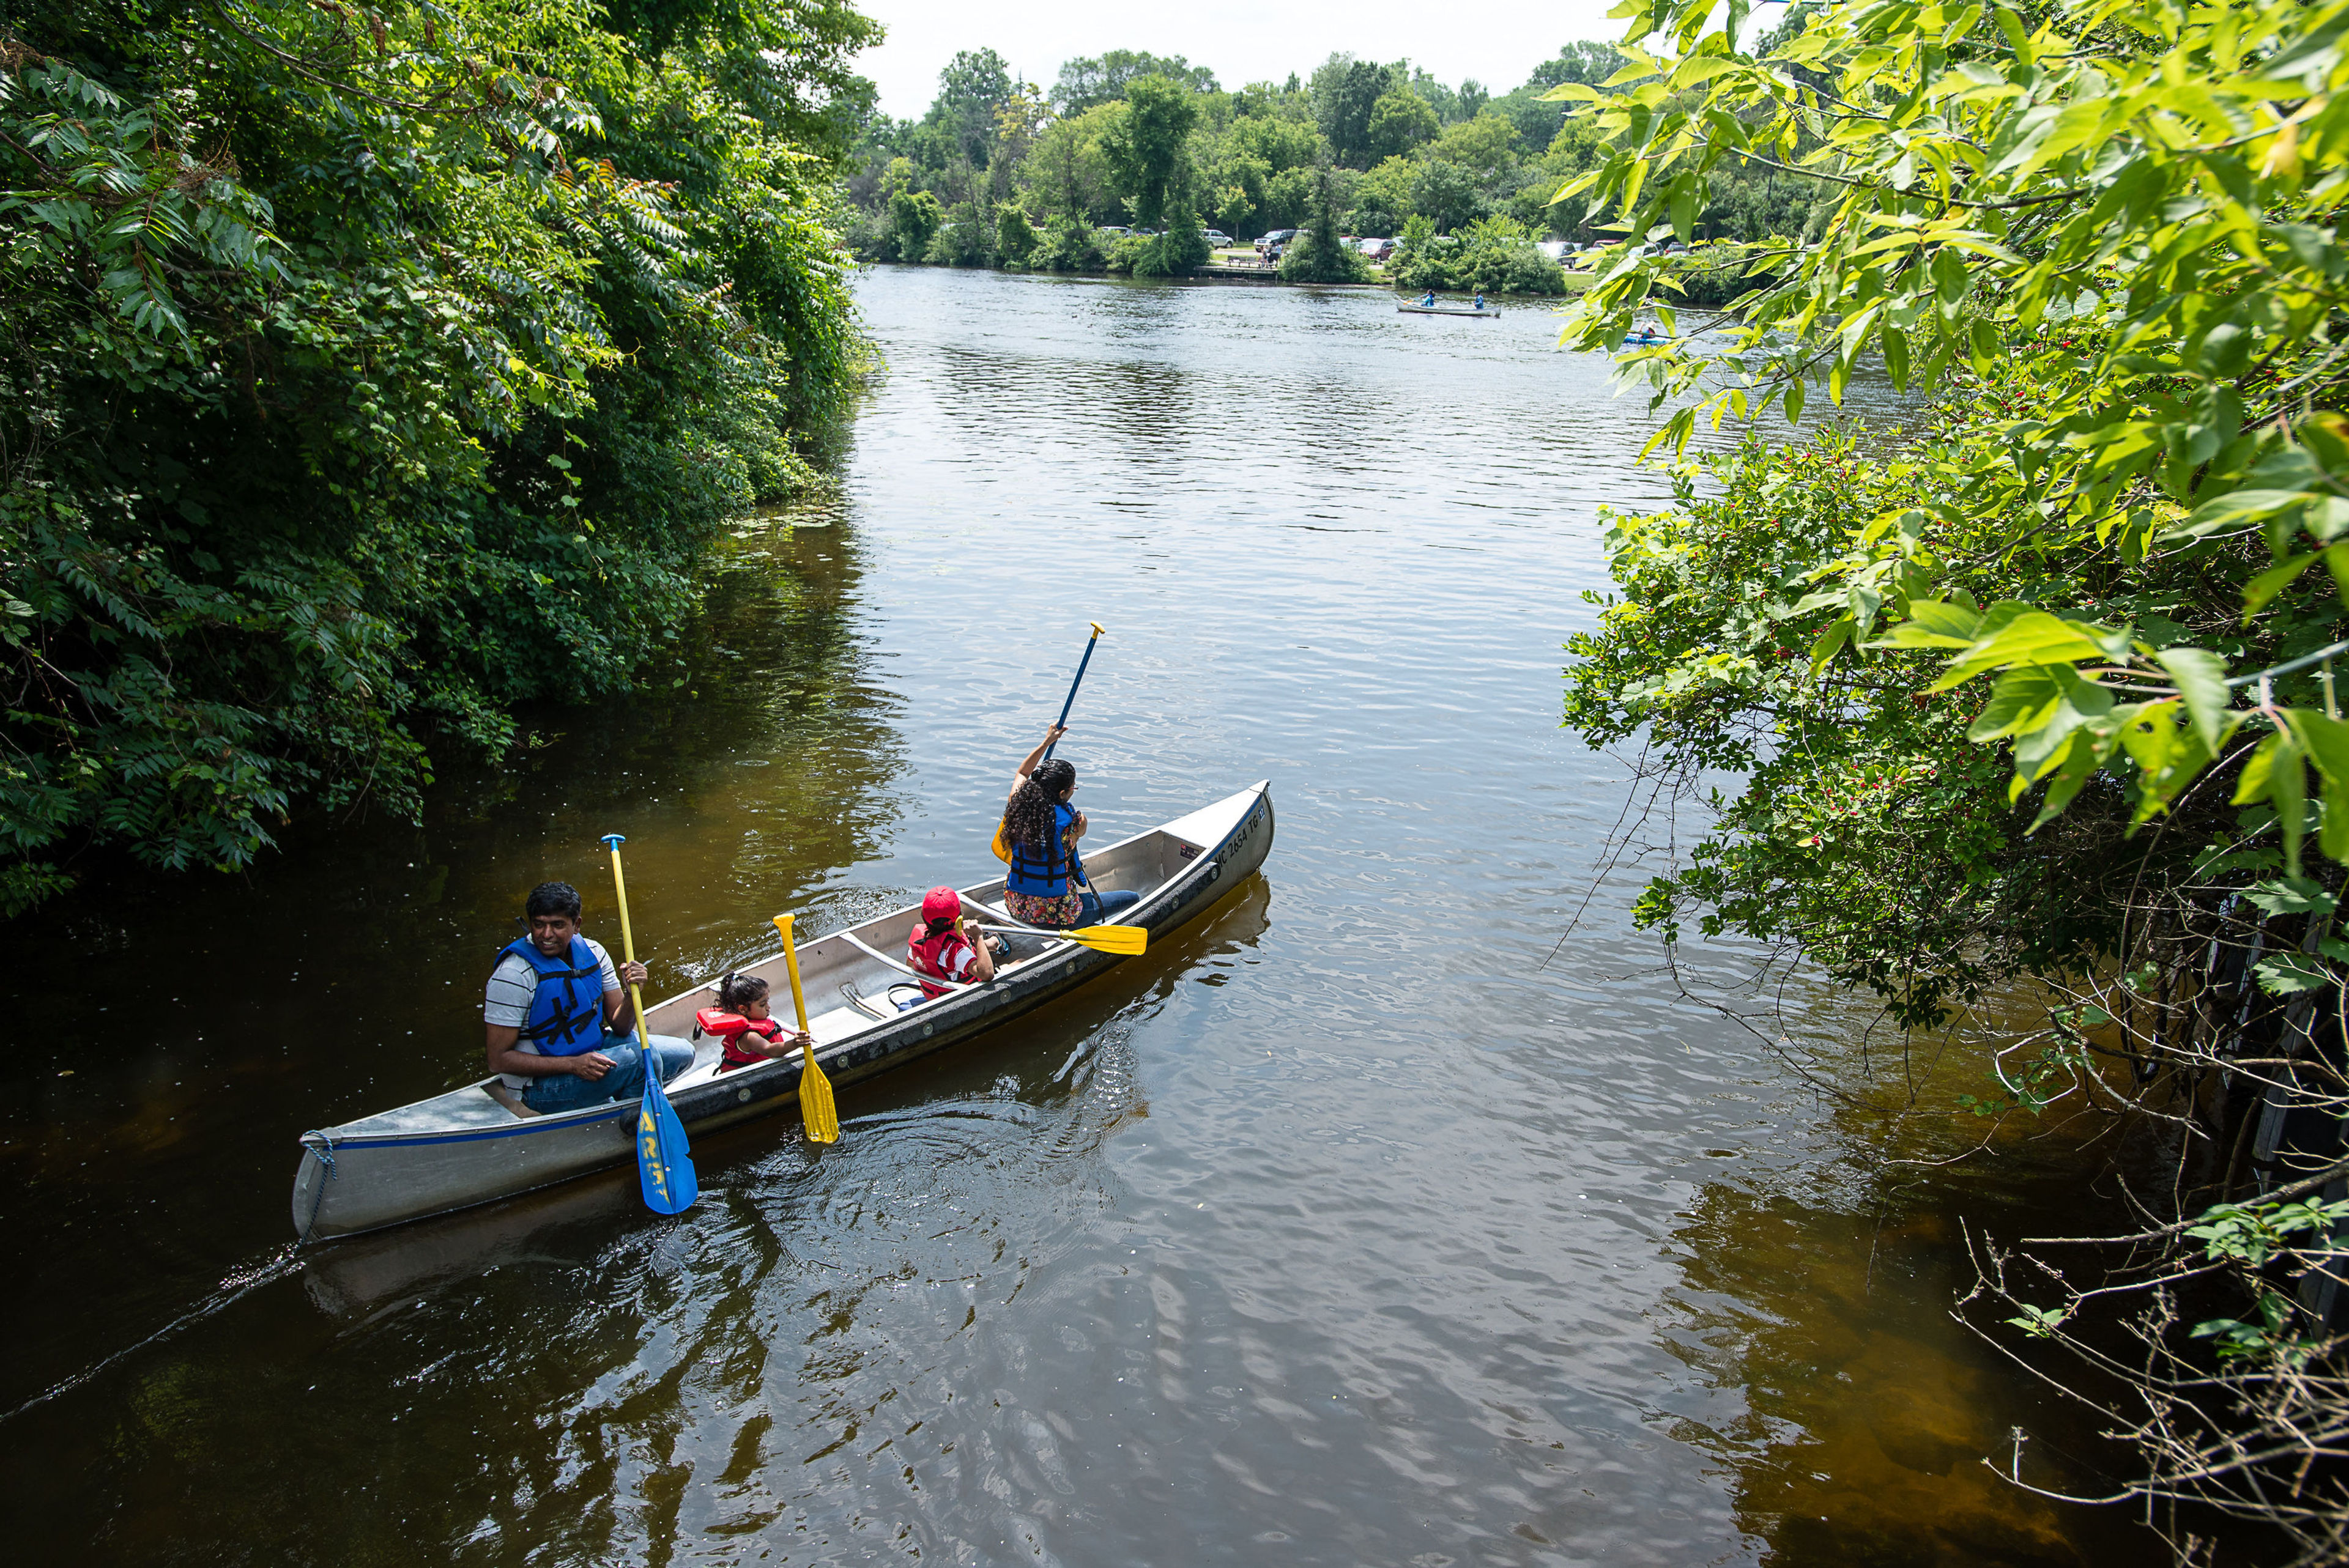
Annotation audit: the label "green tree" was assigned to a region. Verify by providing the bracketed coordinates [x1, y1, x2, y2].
[1309, 54, 1399, 167]
[1277, 171, 1371, 283]
[890, 187, 944, 259]
[1365, 87, 1440, 160]
[1554, 0, 2349, 1537]
[1099, 75, 1200, 229]
[1352, 155, 1418, 234]
[1412, 159, 1483, 231]
[0, 0, 863, 912]
[924, 48, 1017, 170]
[1053, 49, 1219, 113]
[996, 204, 1039, 265]
[1017, 105, 1115, 228]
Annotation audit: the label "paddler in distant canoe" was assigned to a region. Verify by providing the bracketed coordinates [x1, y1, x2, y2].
[484, 880, 696, 1112]
[1003, 725, 1143, 930]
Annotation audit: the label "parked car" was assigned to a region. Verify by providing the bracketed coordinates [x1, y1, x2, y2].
[1639, 237, 1690, 257]
[1203, 229, 1233, 248]
[1097, 224, 1132, 238]
[1356, 237, 1395, 261]
[1537, 240, 1571, 262]
[1255, 228, 1299, 256]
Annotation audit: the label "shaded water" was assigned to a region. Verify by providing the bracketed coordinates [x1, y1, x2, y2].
[2, 268, 2183, 1564]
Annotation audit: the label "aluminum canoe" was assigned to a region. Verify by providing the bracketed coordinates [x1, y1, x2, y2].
[290, 782, 1275, 1240]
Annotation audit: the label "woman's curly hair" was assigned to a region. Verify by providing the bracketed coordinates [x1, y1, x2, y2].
[1005, 759, 1076, 856]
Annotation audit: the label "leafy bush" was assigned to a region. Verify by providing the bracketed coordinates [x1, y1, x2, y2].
[1390, 218, 1563, 294]
[996, 204, 1039, 267]
[1028, 221, 1109, 272]
[1276, 172, 1370, 283]
[1102, 231, 1156, 272]
[0, 0, 864, 911]
[924, 201, 995, 266]
[889, 187, 943, 261]
[1132, 210, 1211, 276]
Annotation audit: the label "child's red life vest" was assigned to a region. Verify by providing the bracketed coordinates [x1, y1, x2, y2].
[907, 923, 976, 999]
[696, 1007, 782, 1071]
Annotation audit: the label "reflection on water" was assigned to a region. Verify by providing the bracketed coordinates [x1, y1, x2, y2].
[0, 268, 2194, 1564]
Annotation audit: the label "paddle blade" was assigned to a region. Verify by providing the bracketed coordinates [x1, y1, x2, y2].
[990, 819, 1012, 864]
[636, 1070, 699, 1215]
[1071, 923, 1146, 955]
[800, 1050, 839, 1144]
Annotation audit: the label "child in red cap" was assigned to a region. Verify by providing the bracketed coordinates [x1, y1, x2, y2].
[696, 972, 815, 1072]
[907, 886, 1001, 998]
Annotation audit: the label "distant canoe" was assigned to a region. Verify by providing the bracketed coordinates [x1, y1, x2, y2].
[1398, 303, 1501, 317]
[290, 782, 1277, 1241]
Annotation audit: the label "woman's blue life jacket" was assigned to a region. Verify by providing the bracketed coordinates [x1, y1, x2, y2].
[1006, 801, 1085, 897]
[499, 936, 618, 1056]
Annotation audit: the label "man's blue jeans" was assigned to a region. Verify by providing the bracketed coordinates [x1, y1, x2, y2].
[522, 1033, 696, 1114]
[1079, 889, 1141, 923]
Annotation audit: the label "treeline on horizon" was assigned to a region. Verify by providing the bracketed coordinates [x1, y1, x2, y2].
[840, 42, 1821, 284]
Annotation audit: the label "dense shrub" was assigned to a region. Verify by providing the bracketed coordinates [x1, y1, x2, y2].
[924, 201, 995, 266]
[0, 0, 867, 911]
[1390, 217, 1564, 294]
[1131, 210, 1211, 276]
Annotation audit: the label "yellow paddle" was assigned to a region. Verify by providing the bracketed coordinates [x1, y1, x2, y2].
[968, 917, 1146, 956]
[771, 913, 838, 1144]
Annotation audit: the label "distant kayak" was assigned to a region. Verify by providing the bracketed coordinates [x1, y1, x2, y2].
[1398, 303, 1501, 317]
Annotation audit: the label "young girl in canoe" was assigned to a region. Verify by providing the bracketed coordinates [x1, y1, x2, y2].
[1003, 725, 1142, 930]
[907, 886, 1004, 997]
[696, 972, 815, 1073]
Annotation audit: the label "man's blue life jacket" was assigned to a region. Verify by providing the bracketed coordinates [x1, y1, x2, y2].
[1006, 802, 1084, 897]
[500, 936, 615, 1055]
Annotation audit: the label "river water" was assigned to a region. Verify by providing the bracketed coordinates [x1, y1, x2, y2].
[2, 268, 2183, 1564]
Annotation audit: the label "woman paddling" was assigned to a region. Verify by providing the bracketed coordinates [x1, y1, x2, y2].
[1003, 725, 1142, 930]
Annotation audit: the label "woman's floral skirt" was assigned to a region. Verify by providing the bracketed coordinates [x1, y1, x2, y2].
[1005, 888, 1083, 929]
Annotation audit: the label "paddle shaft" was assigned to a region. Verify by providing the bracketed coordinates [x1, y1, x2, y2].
[606, 841, 651, 1046]
[776, 913, 811, 1030]
[1041, 622, 1105, 762]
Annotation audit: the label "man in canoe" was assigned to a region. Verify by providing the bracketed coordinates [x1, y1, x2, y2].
[1004, 725, 1142, 930]
[484, 881, 696, 1113]
[1419, 289, 1437, 307]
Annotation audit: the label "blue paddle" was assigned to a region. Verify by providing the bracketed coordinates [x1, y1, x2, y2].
[994, 621, 1105, 862]
[603, 833, 698, 1215]
[1044, 621, 1107, 761]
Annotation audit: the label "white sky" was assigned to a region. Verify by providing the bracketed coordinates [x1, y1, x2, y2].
[852, 0, 1625, 119]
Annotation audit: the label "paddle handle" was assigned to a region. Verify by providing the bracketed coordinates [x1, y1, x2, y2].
[603, 834, 650, 1043]
[773, 914, 812, 1031]
[1042, 621, 1105, 761]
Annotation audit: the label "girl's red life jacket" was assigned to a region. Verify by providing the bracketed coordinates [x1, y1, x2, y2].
[907, 922, 975, 999]
[696, 1007, 783, 1071]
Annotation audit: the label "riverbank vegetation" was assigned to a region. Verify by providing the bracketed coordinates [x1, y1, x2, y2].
[0, 0, 874, 912]
[1557, 0, 2349, 1555]
[842, 41, 1816, 279]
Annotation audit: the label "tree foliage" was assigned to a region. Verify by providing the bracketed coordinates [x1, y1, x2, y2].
[1556, 0, 2349, 886]
[0, 0, 865, 911]
[1556, 0, 2349, 1545]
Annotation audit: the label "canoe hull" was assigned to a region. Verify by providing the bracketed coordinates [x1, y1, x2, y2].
[292, 782, 1275, 1240]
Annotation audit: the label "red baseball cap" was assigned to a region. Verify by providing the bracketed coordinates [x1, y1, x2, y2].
[921, 886, 962, 923]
